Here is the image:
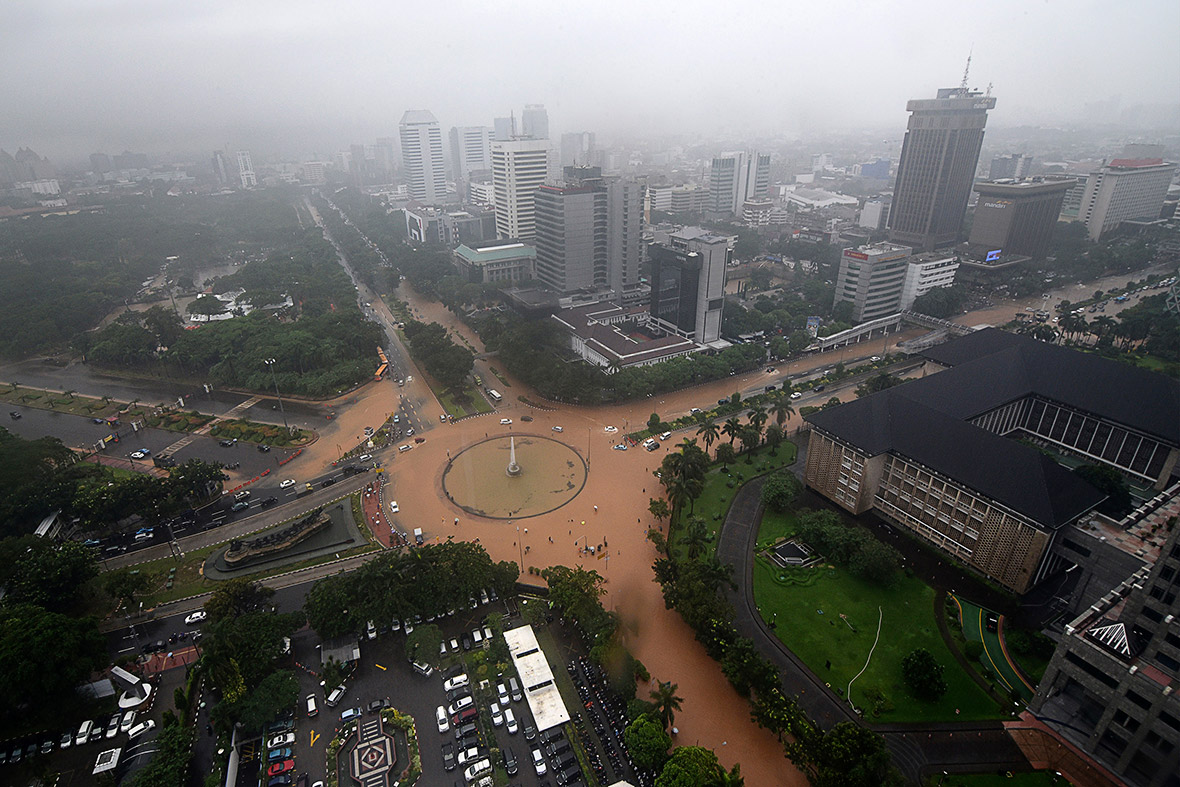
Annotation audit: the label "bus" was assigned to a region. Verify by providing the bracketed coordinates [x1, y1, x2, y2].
[486, 389, 502, 402]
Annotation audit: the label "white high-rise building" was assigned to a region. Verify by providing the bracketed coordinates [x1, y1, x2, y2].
[491, 138, 551, 239]
[521, 104, 549, 139]
[708, 151, 770, 216]
[399, 110, 447, 204]
[1079, 158, 1176, 241]
[449, 126, 494, 179]
[494, 116, 515, 141]
[236, 150, 256, 188]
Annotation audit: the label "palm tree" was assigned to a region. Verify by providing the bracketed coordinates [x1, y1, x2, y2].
[682, 516, 710, 560]
[764, 423, 784, 456]
[696, 420, 720, 455]
[719, 763, 745, 786]
[698, 557, 735, 591]
[650, 681, 684, 731]
[739, 426, 761, 460]
[715, 443, 737, 469]
[748, 405, 768, 433]
[769, 394, 795, 427]
[722, 417, 742, 446]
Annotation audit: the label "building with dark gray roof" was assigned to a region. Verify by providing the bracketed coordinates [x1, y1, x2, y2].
[803, 328, 1180, 593]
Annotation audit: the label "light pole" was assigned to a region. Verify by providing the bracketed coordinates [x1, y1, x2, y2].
[263, 358, 292, 434]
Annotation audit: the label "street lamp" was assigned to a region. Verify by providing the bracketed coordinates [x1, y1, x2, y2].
[263, 358, 292, 434]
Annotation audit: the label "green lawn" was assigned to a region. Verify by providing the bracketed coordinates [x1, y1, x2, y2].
[751, 508, 1004, 722]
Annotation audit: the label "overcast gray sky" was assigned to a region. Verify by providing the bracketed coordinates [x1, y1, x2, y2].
[3, 0, 1178, 161]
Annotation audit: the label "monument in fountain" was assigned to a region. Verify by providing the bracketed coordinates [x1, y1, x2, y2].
[506, 436, 522, 477]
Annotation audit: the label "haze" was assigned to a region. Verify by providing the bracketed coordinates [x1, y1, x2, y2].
[3, 0, 1178, 162]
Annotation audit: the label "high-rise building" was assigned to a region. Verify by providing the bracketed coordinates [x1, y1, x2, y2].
[236, 150, 256, 188]
[857, 158, 891, 179]
[561, 132, 596, 168]
[493, 116, 515, 141]
[833, 242, 912, 322]
[708, 151, 770, 216]
[521, 104, 549, 139]
[399, 110, 447, 204]
[210, 151, 228, 185]
[90, 152, 112, 175]
[900, 252, 959, 310]
[859, 199, 890, 230]
[449, 126, 494, 179]
[533, 167, 641, 298]
[989, 153, 1033, 180]
[1078, 158, 1176, 241]
[491, 138, 551, 240]
[888, 86, 996, 251]
[1030, 520, 1180, 786]
[970, 179, 1074, 258]
[648, 227, 729, 345]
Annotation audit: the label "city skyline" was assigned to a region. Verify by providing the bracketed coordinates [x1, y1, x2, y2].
[2, 0, 1178, 162]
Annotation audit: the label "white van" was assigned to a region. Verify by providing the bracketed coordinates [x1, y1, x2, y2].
[306, 694, 318, 717]
[326, 684, 347, 707]
[75, 720, 93, 746]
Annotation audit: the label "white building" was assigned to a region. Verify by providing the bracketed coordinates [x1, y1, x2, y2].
[399, 110, 447, 204]
[449, 126, 493, 179]
[859, 200, 890, 230]
[235, 151, 256, 188]
[1079, 158, 1176, 240]
[468, 179, 495, 207]
[708, 151, 770, 216]
[900, 252, 959, 310]
[521, 104, 549, 139]
[301, 161, 328, 184]
[491, 138, 550, 239]
[15, 178, 60, 195]
[834, 242, 912, 322]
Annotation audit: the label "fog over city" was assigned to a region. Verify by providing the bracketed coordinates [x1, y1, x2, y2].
[3, 0, 1178, 162]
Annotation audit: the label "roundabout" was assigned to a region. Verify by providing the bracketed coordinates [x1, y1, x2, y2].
[442, 434, 587, 519]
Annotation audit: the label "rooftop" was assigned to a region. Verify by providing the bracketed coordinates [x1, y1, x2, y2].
[454, 242, 536, 264]
[504, 624, 570, 732]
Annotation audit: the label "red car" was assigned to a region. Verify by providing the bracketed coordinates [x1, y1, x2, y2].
[268, 760, 295, 776]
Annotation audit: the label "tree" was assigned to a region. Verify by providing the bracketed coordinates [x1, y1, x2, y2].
[747, 405, 768, 433]
[721, 636, 780, 698]
[623, 713, 671, 772]
[848, 537, 901, 587]
[1074, 463, 1132, 517]
[655, 745, 724, 787]
[798, 721, 904, 787]
[696, 420, 720, 455]
[855, 372, 903, 398]
[0, 537, 97, 613]
[187, 294, 227, 316]
[760, 470, 802, 513]
[649, 680, 684, 731]
[681, 516, 710, 561]
[738, 425, 761, 458]
[648, 497, 670, 524]
[769, 395, 795, 427]
[103, 568, 152, 609]
[0, 604, 106, 716]
[901, 648, 947, 700]
[648, 412, 663, 432]
[722, 417, 742, 445]
[204, 577, 275, 623]
[125, 725, 194, 787]
[405, 623, 443, 665]
[715, 443, 736, 469]
[764, 423, 784, 455]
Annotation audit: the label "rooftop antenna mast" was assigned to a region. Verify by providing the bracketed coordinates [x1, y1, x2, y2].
[959, 49, 973, 91]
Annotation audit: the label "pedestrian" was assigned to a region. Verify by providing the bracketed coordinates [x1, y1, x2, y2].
[593, 505, 598, 513]
[549, 536, 553, 543]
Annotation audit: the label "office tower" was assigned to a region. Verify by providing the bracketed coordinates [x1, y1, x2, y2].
[857, 158, 890, 179]
[491, 138, 551, 239]
[648, 228, 729, 344]
[533, 167, 641, 298]
[1031, 522, 1180, 786]
[494, 116, 515, 141]
[859, 199, 890, 230]
[521, 104, 549, 139]
[449, 126, 494, 179]
[561, 132, 596, 168]
[90, 153, 112, 175]
[1078, 158, 1176, 241]
[301, 161, 328, 184]
[970, 179, 1074, 258]
[888, 86, 996, 251]
[989, 153, 1033, 180]
[811, 153, 834, 173]
[899, 252, 959, 310]
[833, 242, 913, 322]
[210, 151, 228, 185]
[112, 151, 149, 170]
[236, 150, 257, 188]
[372, 139, 396, 182]
[399, 109, 447, 204]
[708, 151, 770, 216]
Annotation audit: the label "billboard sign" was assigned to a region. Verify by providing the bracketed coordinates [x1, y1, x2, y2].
[806, 316, 822, 337]
[986, 249, 1003, 262]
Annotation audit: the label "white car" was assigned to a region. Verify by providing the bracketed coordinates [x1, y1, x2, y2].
[604, 425, 618, 433]
[130, 450, 149, 460]
[366, 620, 377, 640]
[389, 500, 399, 513]
[505, 708, 518, 734]
[456, 746, 482, 765]
[268, 732, 295, 749]
[532, 748, 547, 775]
[551, 426, 563, 432]
[358, 454, 372, 462]
[448, 696, 474, 715]
[500, 418, 512, 425]
[279, 479, 296, 489]
[613, 443, 628, 451]
[436, 705, 449, 733]
[490, 702, 504, 727]
[789, 391, 803, 400]
[127, 720, 155, 740]
[119, 710, 136, 734]
[443, 674, 470, 692]
[184, 611, 206, 625]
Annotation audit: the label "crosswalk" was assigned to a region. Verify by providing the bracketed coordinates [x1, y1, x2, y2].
[158, 395, 263, 456]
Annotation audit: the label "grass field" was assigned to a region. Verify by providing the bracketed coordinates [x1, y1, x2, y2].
[676, 440, 798, 542]
[751, 511, 1004, 722]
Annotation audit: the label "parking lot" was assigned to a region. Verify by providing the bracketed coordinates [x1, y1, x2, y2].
[259, 598, 639, 787]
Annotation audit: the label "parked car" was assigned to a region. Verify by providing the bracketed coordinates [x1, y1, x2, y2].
[268, 747, 293, 762]
[119, 710, 136, 733]
[105, 715, 121, 738]
[505, 708, 518, 734]
[532, 748, 547, 775]
[504, 746, 518, 776]
[436, 705, 450, 733]
[268, 760, 295, 776]
[340, 707, 363, 723]
[456, 746, 483, 765]
[520, 414, 533, 422]
[441, 742, 456, 771]
[127, 720, 156, 740]
[552, 425, 563, 432]
[444, 674, 469, 692]
[499, 418, 512, 425]
[268, 733, 295, 749]
[305, 695, 318, 717]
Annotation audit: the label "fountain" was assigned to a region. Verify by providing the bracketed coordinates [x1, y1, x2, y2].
[506, 436, 522, 476]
